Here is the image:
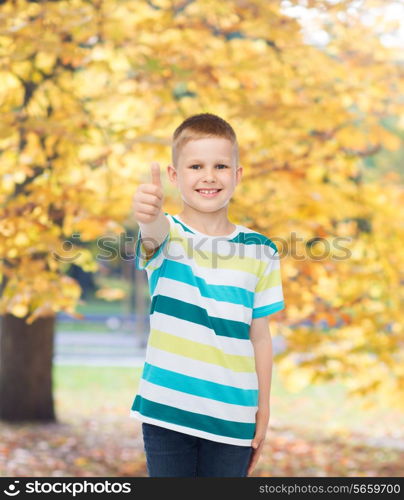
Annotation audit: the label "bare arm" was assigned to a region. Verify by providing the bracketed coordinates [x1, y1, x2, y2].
[247, 316, 273, 475]
[250, 316, 273, 412]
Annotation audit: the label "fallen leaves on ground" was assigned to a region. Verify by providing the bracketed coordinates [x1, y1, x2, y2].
[0, 414, 403, 477]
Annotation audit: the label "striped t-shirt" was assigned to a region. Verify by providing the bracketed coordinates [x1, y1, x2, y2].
[130, 212, 285, 446]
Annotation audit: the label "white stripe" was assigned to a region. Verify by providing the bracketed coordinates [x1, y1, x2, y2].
[144, 346, 258, 390]
[130, 412, 253, 447]
[150, 312, 255, 357]
[254, 284, 283, 309]
[156, 276, 252, 323]
[138, 379, 257, 423]
[268, 255, 281, 270]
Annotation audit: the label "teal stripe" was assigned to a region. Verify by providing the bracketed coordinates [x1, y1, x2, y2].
[252, 300, 285, 318]
[170, 215, 195, 234]
[134, 231, 145, 271]
[150, 295, 250, 340]
[132, 395, 255, 440]
[231, 231, 278, 253]
[148, 269, 161, 296]
[143, 362, 258, 406]
[162, 260, 253, 308]
[134, 229, 170, 295]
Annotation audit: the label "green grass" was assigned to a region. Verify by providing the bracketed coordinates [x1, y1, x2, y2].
[75, 299, 128, 316]
[54, 365, 142, 392]
[53, 365, 142, 418]
[56, 322, 112, 333]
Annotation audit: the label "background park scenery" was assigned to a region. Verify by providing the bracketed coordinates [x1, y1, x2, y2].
[0, 0, 403, 477]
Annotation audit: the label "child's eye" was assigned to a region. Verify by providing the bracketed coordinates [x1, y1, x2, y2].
[189, 164, 228, 169]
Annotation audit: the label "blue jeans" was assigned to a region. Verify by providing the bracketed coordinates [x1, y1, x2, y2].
[142, 422, 253, 477]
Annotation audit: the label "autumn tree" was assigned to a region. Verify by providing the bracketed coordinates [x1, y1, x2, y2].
[0, 0, 403, 421]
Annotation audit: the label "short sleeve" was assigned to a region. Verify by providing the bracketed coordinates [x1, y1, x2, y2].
[252, 242, 285, 318]
[135, 212, 171, 271]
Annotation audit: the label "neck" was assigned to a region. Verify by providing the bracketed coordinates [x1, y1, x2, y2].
[178, 209, 235, 235]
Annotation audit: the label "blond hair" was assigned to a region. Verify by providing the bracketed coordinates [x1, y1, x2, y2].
[171, 113, 239, 167]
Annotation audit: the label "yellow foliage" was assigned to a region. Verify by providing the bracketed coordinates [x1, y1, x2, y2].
[11, 303, 29, 318]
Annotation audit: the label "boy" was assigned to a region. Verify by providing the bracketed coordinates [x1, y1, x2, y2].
[131, 113, 284, 477]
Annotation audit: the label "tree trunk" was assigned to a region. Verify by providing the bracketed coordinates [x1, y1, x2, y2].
[0, 313, 56, 422]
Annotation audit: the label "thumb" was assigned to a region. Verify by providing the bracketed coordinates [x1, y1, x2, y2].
[150, 162, 161, 187]
[252, 441, 258, 449]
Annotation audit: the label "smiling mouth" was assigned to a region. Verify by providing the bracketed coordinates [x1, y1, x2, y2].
[195, 189, 222, 193]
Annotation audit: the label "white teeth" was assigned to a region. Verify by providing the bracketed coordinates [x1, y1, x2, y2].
[198, 190, 220, 194]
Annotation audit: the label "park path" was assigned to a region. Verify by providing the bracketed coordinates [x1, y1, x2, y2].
[54, 331, 147, 367]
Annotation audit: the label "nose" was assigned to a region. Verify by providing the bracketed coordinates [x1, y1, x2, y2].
[201, 168, 217, 182]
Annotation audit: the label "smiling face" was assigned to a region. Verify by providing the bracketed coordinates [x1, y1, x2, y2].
[168, 137, 242, 214]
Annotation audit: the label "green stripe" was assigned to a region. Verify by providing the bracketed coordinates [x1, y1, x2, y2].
[132, 395, 255, 440]
[150, 295, 250, 340]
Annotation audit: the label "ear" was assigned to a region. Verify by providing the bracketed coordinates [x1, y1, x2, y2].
[236, 165, 243, 185]
[167, 164, 177, 184]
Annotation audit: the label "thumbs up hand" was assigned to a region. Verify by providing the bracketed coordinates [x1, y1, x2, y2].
[133, 162, 164, 224]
